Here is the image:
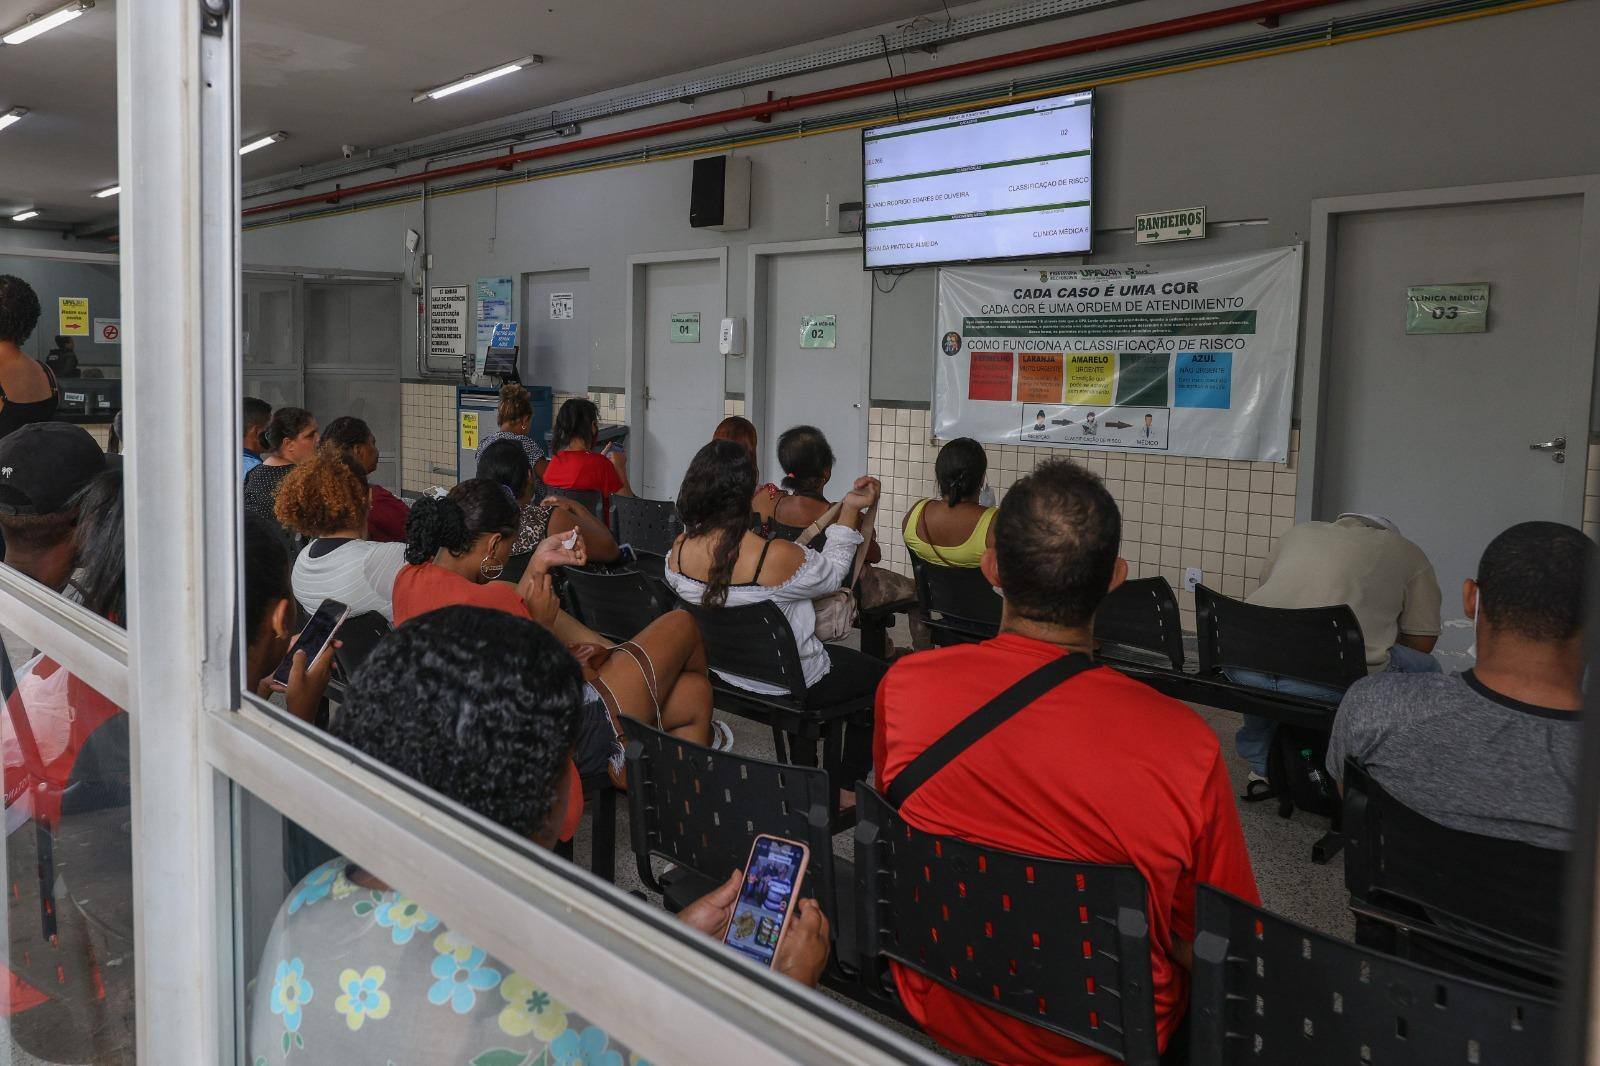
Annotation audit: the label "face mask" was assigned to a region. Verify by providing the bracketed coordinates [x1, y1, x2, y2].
[978, 483, 996, 508]
[1466, 585, 1480, 660]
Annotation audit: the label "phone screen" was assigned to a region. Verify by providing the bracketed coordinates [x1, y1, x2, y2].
[722, 836, 806, 967]
[271, 599, 347, 688]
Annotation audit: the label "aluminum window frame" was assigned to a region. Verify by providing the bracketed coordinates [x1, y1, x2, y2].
[110, 2, 943, 1063]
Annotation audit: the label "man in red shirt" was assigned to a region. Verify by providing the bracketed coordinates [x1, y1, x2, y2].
[875, 459, 1258, 1065]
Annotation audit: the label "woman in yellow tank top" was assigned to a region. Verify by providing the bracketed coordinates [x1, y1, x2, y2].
[901, 437, 997, 568]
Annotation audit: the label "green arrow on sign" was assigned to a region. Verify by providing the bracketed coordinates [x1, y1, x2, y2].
[1177, 227, 1191, 235]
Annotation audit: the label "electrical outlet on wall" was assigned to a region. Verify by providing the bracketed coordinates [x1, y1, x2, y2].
[1184, 566, 1203, 593]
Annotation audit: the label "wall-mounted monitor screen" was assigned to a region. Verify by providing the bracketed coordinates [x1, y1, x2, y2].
[862, 88, 1093, 270]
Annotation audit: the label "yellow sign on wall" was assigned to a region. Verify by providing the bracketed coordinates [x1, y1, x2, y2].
[459, 411, 479, 450]
[58, 297, 90, 336]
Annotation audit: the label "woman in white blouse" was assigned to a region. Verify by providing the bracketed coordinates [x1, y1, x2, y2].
[275, 451, 407, 621]
[666, 438, 887, 705]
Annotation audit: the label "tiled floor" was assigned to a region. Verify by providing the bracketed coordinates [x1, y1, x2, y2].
[578, 620, 1352, 1062]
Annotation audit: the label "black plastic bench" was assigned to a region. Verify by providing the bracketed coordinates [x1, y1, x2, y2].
[560, 566, 675, 643]
[1192, 883, 1558, 1066]
[853, 784, 1161, 1065]
[909, 554, 1001, 647]
[621, 718, 854, 978]
[1094, 577, 1185, 672]
[1342, 759, 1564, 994]
[609, 495, 682, 557]
[676, 598, 875, 830]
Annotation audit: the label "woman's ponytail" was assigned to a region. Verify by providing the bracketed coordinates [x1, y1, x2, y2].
[404, 495, 470, 565]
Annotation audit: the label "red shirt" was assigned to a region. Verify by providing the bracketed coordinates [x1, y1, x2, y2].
[874, 634, 1259, 1066]
[390, 563, 583, 841]
[367, 484, 409, 544]
[391, 562, 531, 625]
[543, 450, 622, 516]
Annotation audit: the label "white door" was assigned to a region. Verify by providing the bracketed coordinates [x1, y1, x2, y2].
[1320, 195, 1592, 667]
[639, 257, 724, 500]
[761, 247, 872, 495]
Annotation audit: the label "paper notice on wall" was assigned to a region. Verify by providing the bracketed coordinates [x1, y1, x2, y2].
[428, 285, 469, 362]
[475, 276, 514, 371]
[549, 292, 574, 320]
[58, 297, 89, 336]
[934, 246, 1301, 461]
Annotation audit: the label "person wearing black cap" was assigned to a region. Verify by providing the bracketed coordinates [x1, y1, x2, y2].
[0, 276, 62, 440]
[0, 422, 108, 667]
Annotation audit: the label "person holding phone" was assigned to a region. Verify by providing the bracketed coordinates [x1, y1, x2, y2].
[242, 512, 339, 724]
[393, 479, 727, 789]
[541, 398, 633, 521]
[247, 608, 827, 1066]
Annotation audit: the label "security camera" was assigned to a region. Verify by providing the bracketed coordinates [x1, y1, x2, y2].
[341, 144, 360, 159]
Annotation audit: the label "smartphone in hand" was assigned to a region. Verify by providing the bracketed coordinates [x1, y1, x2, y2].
[721, 835, 811, 968]
[269, 599, 349, 691]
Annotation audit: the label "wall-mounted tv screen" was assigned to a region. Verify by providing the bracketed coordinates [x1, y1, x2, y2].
[862, 88, 1093, 270]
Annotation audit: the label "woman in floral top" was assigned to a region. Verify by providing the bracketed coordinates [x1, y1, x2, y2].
[248, 606, 829, 1065]
[249, 856, 642, 1066]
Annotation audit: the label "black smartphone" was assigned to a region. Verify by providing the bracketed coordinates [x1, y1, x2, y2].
[721, 835, 810, 968]
[270, 599, 349, 691]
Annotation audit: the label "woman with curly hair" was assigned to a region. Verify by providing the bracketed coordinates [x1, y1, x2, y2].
[246, 607, 828, 1065]
[394, 479, 726, 786]
[275, 450, 406, 621]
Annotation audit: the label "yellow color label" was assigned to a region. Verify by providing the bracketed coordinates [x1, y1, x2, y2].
[1064, 352, 1114, 406]
[460, 411, 479, 450]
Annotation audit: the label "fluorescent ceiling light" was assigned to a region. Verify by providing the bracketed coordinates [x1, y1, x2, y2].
[239, 131, 287, 156]
[93, 184, 119, 198]
[11, 210, 39, 222]
[414, 55, 540, 103]
[2, 1, 92, 46]
[0, 107, 28, 132]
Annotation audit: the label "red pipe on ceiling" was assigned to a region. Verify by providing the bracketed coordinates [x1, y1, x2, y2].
[242, 0, 1343, 218]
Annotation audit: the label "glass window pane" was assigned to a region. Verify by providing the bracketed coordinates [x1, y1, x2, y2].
[237, 790, 654, 1066]
[3, 651, 133, 1063]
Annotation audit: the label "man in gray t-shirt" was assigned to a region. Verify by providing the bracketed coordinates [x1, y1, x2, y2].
[1328, 521, 1590, 850]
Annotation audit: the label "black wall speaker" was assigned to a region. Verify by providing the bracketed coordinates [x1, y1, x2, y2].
[689, 154, 751, 231]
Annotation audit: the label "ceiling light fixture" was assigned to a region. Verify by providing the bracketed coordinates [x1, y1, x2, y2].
[93, 184, 119, 198]
[2, 1, 92, 46]
[11, 210, 39, 222]
[0, 107, 28, 132]
[413, 55, 541, 103]
[239, 131, 287, 156]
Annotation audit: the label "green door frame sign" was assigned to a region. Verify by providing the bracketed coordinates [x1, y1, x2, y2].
[1405, 283, 1489, 334]
[669, 312, 701, 343]
[799, 314, 837, 349]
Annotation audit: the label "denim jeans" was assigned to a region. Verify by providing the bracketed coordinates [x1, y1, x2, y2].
[1229, 644, 1440, 776]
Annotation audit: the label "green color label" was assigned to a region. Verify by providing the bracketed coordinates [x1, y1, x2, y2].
[799, 314, 836, 349]
[669, 312, 700, 343]
[1406, 283, 1489, 334]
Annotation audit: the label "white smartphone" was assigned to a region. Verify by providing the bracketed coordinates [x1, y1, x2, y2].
[721, 834, 811, 968]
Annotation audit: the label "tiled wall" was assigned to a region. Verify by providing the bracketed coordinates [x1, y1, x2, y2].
[407, 389, 1593, 632]
[865, 405, 1301, 630]
[400, 382, 628, 495]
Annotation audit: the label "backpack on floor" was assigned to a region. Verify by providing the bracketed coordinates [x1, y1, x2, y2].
[1267, 723, 1340, 819]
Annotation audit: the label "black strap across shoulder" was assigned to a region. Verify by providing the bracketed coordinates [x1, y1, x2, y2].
[887, 652, 1097, 808]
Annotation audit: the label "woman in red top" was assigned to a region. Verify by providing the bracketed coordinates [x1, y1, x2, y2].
[318, 415, 408, 543]
[541, 398, 632, 520]
[392, 479, 723, 787]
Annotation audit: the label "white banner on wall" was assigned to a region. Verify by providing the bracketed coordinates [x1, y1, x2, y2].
[935, 246, 1302, 462]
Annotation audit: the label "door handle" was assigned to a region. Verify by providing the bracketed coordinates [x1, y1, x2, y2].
[1529, 436, 1566, 451]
